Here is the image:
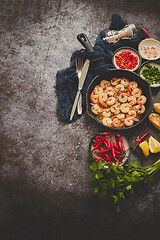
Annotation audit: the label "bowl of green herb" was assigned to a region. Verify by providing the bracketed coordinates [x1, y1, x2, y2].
[139, 61, 160, 87]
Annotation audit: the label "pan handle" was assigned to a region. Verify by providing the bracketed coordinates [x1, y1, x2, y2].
[77, 33, 94, 52]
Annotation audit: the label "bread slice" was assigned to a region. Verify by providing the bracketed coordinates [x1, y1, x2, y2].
[154, 103, 160, 114]
[149, 113, 160, 131]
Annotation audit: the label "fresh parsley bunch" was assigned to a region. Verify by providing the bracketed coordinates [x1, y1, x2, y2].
[89, 159, 160, 212]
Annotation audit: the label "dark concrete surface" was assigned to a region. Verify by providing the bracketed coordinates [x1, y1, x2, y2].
[0, 0, 160, 239]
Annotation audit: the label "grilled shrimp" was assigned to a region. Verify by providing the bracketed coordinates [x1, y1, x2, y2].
[111, 77, 121, 86]
[107, 97, 116, 106]
[101, 108, 111, 118]
[128, 96, 137, 105]
[137, 95, 147, 105]
[90, 90, 99, 103]
[99, 93, 108, 107]
[100, 80, 108, 90]
[118, 93, 128, 103]
[134, 104, 145, 114]
[124, 117, 134, 126]
[91, 104, 101, 115]
[129, 81, 138, 90]
[115, 84, 125, 92]
[110, 103, 120, 114]
[94, 85, 103, 95]
[102, 117, 112, 127]
[112, 118, 124, 128]
[106, 86, 116, 95]
[126, 110, 137, 118]
[120, 103, 132, 113]
[124, 117, 139, 126]
[121, 78, 129, 87]
[117, 113, 125, 121]
[132, 88, 142, 98]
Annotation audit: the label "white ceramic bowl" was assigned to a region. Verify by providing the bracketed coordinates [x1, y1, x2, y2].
[112, 47, 141, 71]
[138, 38, 160, 60]
[89, 133, 130, 169]
[139, 61, 160, 87]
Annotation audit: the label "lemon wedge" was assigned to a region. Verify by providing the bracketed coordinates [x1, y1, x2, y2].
[149, 136, 160, 153]
[139, 141, 150, 157]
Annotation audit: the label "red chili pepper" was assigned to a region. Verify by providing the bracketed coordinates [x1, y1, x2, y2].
[106, 153, 121, 163]
[94, 156, 101, 162]
[97, 153, 110, 162]
[107, 145, 122, 164]
[104, 140, 109, 148]
[93, 140, 98, 146]
[100, 132, 121, 135]
[114, 149, 121, 154]
[93, 137, 106, 150]
[116, 136, 122, 150]
[132, 132, 150, 152]
[95, 135, 102, 142]
[114, 158, 122, 164]
[104, 137, 111, 148]
[102, 154, 110, 161]
[137, 132, 150, 145]
[141, 28, 150, 38]
[115, 154, 122, 158]
[97, 147, 112, 154]
[107, 161, 111, 165]
[117, 160, 123, 164]
[118, 135, 125, 152]
[111, 141, 116, 158]
[116, 136, 120, 149]
[118, 134, 122, 145]
[113, 142, 119, 151]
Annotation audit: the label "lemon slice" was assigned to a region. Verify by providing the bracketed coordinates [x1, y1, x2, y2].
[139, 140, 150, 157]
[149, 136, 160, 153]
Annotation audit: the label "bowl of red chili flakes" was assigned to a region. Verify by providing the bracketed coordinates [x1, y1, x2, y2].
[112, 47, 142, 71]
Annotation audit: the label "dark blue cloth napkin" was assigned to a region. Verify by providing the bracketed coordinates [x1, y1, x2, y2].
[56, 14, 148, 123]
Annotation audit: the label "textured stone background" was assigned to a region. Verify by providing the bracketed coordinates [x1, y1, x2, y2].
[0, 0, 160, 239]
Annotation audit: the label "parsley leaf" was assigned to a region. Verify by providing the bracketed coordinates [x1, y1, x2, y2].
[89, 159, 160, 212]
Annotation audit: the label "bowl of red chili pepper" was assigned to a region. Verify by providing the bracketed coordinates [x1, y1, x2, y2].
[112, 47, 141, 71]
[89, 132, 130, 169]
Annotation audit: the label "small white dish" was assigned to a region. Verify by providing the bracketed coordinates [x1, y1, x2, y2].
[139, 61, 160, 87]
[112, 47, 141, 72]
[138, 38, 160, 60]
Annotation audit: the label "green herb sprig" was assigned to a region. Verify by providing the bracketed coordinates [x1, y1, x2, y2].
[89, 159, 160, 212]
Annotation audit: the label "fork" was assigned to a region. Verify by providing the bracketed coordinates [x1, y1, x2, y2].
[76, 58, 83, 114]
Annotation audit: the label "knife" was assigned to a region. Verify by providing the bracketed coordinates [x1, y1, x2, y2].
[70, 59, 90, 121]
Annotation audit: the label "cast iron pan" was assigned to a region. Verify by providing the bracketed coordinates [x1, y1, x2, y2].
[77, 33, 152, 132]
[77, 33, 94, 51]
[86, 69, 152, 131]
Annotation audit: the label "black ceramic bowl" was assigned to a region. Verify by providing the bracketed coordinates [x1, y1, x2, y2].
[86, 69, 152, 131]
